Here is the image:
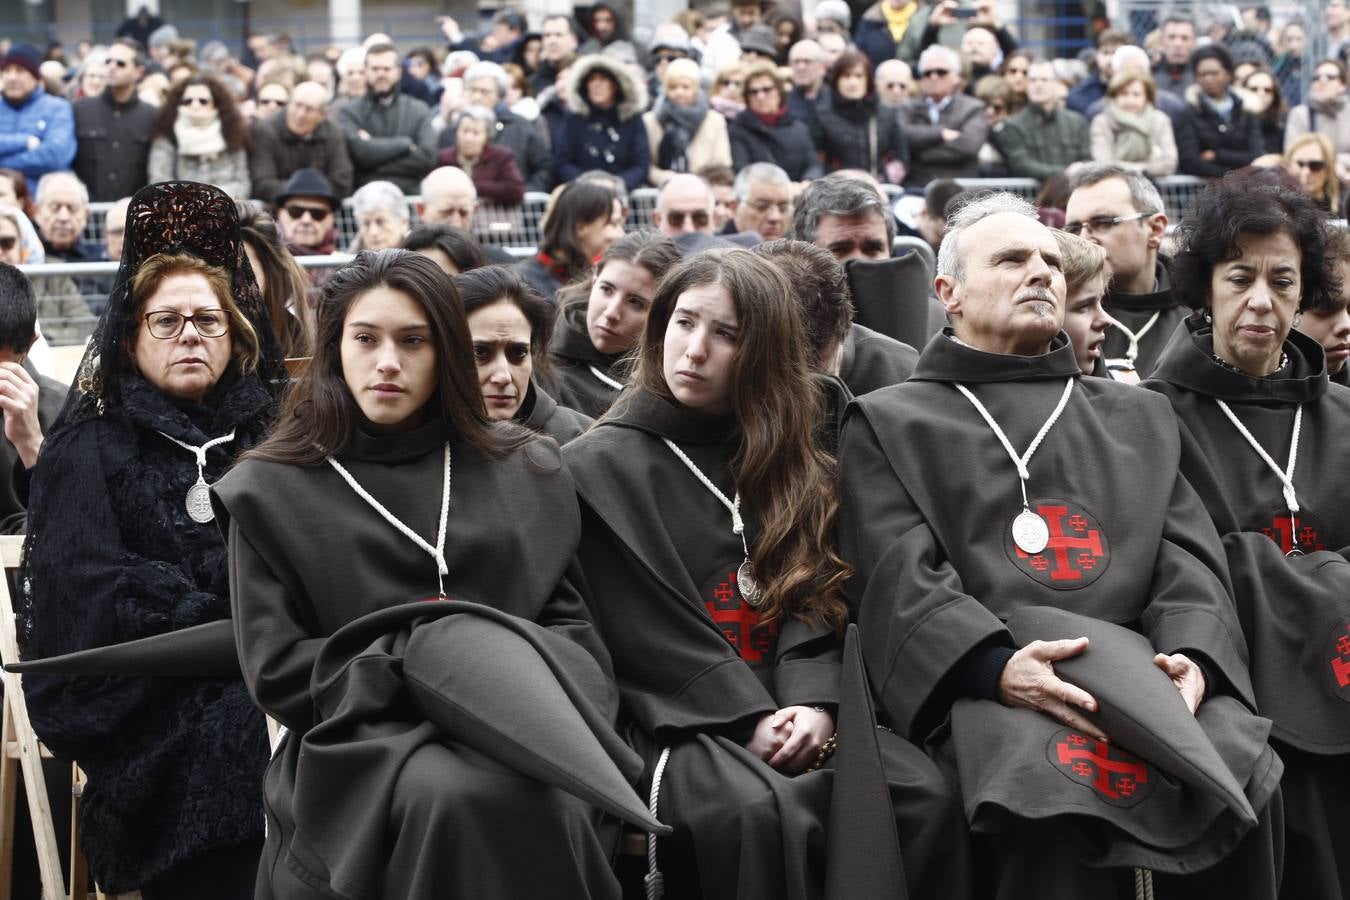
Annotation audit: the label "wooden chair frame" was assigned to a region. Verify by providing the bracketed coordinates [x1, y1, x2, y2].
[0, 534, 120, 900]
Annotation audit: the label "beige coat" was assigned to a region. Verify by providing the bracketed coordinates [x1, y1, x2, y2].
[1089, 105, 1178, 177]
[642, 109, 732, 187]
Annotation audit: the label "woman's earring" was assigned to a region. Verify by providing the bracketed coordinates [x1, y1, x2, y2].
[1203, 308, 1213, 323]
[1292, 313, 1303, 328]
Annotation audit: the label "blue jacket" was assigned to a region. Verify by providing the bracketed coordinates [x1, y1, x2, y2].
[0, 89, 76, 194]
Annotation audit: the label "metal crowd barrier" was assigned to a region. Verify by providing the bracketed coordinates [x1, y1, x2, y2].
[76, 176, 1216, 265]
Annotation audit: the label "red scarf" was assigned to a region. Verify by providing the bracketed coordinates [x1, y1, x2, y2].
[535, 250, 571, 281]
[752, 105, 787, 128]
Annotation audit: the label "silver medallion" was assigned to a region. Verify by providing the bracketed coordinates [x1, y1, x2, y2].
[1286, 547, 1305, 559]
[185, 480, 215, 524]
[737, 558, 763, 607]
[1011, 509, 1050, 555]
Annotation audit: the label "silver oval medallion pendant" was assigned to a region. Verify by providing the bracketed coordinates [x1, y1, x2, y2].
[737, 559, 763, 607]
[1011, 509, 1050, 555]
[185, 480, 215, 524]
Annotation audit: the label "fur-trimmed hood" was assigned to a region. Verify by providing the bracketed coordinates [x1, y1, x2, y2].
[564, 53, 648, 121]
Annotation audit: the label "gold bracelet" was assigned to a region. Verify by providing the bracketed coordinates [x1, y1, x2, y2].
[806, 734, 839, 772]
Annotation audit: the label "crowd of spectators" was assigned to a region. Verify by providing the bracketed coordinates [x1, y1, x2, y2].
[3, 1, 1350, 349]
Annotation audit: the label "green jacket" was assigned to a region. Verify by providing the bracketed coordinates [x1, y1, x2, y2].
[1000, 104, 1091, 181]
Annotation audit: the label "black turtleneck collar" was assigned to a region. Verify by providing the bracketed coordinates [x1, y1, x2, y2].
[120, 363, 273, 443]
[604, 386, 736, 445]
[339, 413, 451, 463]
[1148, 316, 1328, 404]
[909, 328, 1081, 384]
[1106, 258, 1176, 313]
[551, 298, 623, 369]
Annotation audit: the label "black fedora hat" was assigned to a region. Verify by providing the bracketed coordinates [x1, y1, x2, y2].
[275, 168, 340, 211]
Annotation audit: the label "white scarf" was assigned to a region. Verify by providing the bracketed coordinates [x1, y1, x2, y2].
[173, 108, 226, 156]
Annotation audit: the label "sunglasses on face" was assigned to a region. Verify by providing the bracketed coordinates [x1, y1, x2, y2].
[1294, 158, 1328, 172]
[284, 204, 332, 221]
[921, 68, 951, 78]
[0, 236, 16, 252]
[181, 95, 213, 106]
[665, 210, 710, 228]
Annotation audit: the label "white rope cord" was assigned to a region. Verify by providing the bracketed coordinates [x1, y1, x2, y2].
[661, 438, 751, 560]
[156, 428, 237, 474]
[1216, 401, 1303, 515]
[644, 746, 673, 900]
[1106, 310, 1162, 362]
[327, 443, 453, 596]
[954, 379, 1075, 510]
[589, 365, 625, 390]
[1133, 867, 1155, 900]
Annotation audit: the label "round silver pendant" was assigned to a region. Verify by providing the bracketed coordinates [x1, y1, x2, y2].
[1286, 547, 1305, 559]
[185, 481, 215, 524]
[1011, 509, 1050, 555]
[737, 559, 763, 607]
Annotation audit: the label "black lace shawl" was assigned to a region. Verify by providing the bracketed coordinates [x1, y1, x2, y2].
[15, 182, 285, 889]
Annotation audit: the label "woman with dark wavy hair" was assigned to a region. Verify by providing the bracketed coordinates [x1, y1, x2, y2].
[1145, 174, 1350, 900]
[455, 265, 592, 443]
[148, 74, 252, 198]
[216, 249, 645, 899]
[565, 248, 970, 900]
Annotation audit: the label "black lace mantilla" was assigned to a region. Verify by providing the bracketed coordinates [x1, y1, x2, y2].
[62, 181, 287, 426]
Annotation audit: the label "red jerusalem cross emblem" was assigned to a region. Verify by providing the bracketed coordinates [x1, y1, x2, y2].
[1325, 620, 1350, 702]
[1005, 499, 1110, 589]
[1250, 505, 1327, 555]
[1046, 729, 1153, 807]
[702, 568, 778, 667]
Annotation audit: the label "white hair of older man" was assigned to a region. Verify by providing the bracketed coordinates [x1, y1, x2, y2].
[936, 191, 1038, 279]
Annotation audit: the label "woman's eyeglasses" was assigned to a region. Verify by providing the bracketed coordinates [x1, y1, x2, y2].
[143, 309, 230, 340]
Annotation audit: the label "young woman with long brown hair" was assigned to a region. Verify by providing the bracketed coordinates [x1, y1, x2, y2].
[564, 248, 971, 900]
[213, 249, 649, 899]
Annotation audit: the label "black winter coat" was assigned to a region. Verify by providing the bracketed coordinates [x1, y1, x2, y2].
[1175, 92, 1263, 177]
[22, 370, 273, 892]
[72, 90, 157, 202]
[816, 95, 909, 179]
[729, 108, 823, 181]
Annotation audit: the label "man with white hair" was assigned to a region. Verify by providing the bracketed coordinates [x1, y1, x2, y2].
[250, 80, 354, 203]
[876, 59, 915, 108]
[787, 39, 830, 128]
[838, 191, 1281, 899]
[419, 166, 515, 264]
[729, 162, 792, 240]
[652, 173, 715, 238]
[438, 60, 552, 193]
[33, 172, 98, 263]
[899, 44, 987, 185]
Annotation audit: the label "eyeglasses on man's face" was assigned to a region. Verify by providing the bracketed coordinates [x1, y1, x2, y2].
[284, 204, 332, 222]
[1061, 211, 1154, 236]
